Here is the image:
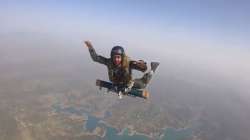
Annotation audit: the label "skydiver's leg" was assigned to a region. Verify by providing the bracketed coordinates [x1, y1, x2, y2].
[132, 62, 159, 89]
[132, 75, 151, 89]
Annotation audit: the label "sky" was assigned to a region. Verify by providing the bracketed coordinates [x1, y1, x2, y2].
[0, 0, 250, 93]
[1, 0, 249, 46]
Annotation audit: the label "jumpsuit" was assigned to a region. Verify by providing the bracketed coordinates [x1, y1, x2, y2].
[88, 47, 153, 89]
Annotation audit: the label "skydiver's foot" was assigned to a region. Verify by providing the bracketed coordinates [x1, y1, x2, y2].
[151, 62, 160, 73]
[142, 90, 150, 99]
[96, 80, 101, 86]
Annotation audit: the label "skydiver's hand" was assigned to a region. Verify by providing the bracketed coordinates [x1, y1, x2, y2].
[137, 60, 146, 66]
[132, 60, 146, 65]
[134, 60, 147, 71]
[84, 41, 93, 48]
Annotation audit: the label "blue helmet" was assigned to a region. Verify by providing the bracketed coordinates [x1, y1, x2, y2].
[110, 46, 125, 58]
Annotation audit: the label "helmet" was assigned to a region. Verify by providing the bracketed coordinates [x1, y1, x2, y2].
[110, 46, 125, 58]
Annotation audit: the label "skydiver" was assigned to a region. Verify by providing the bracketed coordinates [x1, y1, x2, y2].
[84, 41, 159, 99]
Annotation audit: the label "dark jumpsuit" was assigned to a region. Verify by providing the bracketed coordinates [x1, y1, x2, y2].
[88, 47, 152, 89]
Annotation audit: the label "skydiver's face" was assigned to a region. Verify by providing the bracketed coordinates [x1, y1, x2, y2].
[113, 55, 122, 66]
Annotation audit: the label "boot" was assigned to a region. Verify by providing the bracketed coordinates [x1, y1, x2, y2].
[142, 90, 150, 99]
[151, 62, 160, 73]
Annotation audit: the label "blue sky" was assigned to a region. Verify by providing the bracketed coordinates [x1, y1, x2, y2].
[1, 0, 249, 47]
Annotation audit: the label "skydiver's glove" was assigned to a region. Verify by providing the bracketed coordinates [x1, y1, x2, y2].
[84, 41, 93, 48]
[136, 60, 147, 72]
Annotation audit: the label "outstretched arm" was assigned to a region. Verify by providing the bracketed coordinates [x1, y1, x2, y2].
[85, 41, 109, 65]
[130, 60, 147, 72]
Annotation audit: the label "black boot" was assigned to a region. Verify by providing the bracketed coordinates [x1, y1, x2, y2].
[151, 62, 160, 73]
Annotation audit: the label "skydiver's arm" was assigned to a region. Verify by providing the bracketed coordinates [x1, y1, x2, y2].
[130, 60, 147, 72]
[85, 41, 108, 65]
